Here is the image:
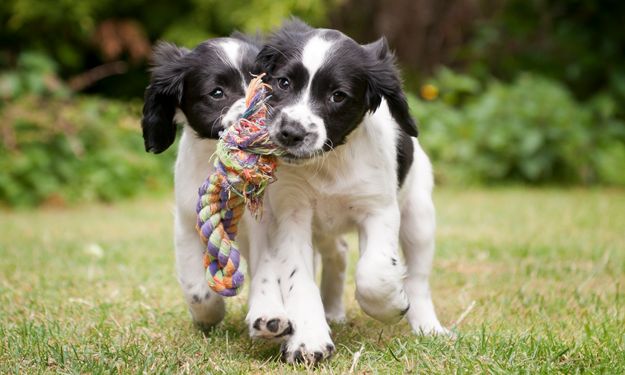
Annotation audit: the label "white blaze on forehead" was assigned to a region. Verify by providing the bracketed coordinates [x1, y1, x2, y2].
[220, 40, 241, 68]
[220, 39, 248, 91]
[277, 35, 334, 153]
[302, 35, 333, 83]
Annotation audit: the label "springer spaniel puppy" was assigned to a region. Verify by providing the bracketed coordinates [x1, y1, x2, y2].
[141, 33, 348, 338]
[244, 19, 448, 363]
[141, 34, 262, 330]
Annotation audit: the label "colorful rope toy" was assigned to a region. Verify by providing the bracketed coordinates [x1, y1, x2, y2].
[195, 74, 284, 297]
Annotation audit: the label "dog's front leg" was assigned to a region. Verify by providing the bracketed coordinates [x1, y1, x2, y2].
[355, 206, 410, 324]
[174, 214, 225, 331]
[245, 208, 294, 342]
[271, 207, 335, 364]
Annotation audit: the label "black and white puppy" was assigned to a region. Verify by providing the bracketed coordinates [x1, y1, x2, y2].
[141, 34, 261, 330]
[141, 33, 347, 339]
[244, 19, 447, 363]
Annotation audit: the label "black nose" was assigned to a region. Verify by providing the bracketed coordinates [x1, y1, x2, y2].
[276, 118, 306, 147]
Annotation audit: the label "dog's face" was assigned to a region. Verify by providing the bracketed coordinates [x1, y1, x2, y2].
[142, 36, 260, 154]
[254, 19, 418, 165]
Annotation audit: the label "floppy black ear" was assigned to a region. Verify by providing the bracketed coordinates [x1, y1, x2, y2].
[141, 41, 191, 154]
[363, 37, 419, 137]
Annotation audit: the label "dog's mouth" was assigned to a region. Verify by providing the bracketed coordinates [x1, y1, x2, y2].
[270, 135, 318, 166]
[278, 151, 315, 166]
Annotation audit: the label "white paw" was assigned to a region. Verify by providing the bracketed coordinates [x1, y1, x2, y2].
[247, 312, 294, 342]
[280, 331, 335, 365]
[355, 286, 410, 324]
[186, 291, 226, 333]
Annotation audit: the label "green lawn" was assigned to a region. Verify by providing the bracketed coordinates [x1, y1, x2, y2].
[1, 188, 624, 373]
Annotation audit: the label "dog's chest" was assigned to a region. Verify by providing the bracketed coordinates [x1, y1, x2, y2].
[311, 194, 357, 234]
[307, 167, 393, 236]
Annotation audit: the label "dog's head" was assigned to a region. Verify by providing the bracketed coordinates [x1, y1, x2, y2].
[142, 34, 261, 154]
[254, 18, 418, 165]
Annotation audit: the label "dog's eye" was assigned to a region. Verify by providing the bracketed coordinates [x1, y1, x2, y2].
[330, 92, 346, 103]
[278, 78, 290, 91]
[210, 89, 225, 99]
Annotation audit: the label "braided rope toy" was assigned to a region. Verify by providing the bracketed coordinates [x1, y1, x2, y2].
[195, 74, 284, 297]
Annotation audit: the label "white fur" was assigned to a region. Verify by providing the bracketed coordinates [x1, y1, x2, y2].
[220, 40, 240, 68]
[302, 36, 333, 84]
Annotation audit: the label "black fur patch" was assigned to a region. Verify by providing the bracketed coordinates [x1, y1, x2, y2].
[396, 131, 414, 188]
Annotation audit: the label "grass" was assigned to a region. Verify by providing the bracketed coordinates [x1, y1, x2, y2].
[1, 187, 624, 374]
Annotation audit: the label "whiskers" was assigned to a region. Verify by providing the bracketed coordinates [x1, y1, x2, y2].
[307, 140, 339, 182]
[216, 105, 232, 130]
[321, 139, 340, 181]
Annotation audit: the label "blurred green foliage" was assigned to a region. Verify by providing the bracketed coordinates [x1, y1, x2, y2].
[2, 0, 333, 46]
[465, 0, 625, 115]
[413, 68, 625, 186]
[0, 52, 176, 208]
[0, 0, 337, 97]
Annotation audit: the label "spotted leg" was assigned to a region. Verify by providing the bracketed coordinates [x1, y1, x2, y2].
[245, 206, 294, 341]
[354, 205, 411, 324]
[399, 180, 447, 335]
[268, 205, 335, 364]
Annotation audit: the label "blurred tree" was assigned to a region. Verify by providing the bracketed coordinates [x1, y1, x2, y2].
[466, 0, 625, 104]
[331, 0, 625, 108]
[331, 0, 482, 75]
[330, 0, 487, 91]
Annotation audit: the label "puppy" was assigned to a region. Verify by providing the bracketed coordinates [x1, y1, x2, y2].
[141, 34, 347, 337]
[245, 19, 447, 364]
[141, 34, 261, 330]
